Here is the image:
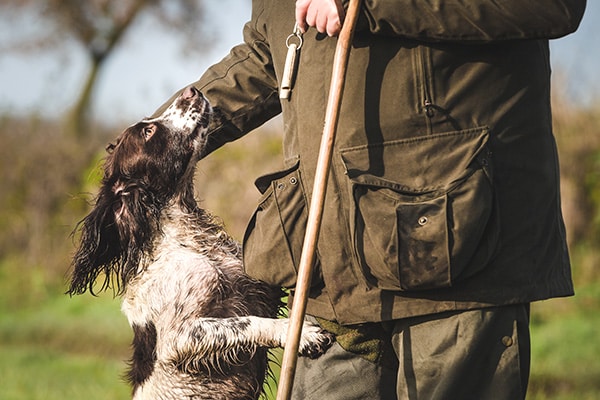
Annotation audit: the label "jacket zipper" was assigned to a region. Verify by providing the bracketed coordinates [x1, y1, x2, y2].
[416, 46, 435, 133]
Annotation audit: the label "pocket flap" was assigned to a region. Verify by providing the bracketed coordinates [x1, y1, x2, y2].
[254, 161, 300, 194]
[340, 127, 489, 194]
[244, 161, 317, 289]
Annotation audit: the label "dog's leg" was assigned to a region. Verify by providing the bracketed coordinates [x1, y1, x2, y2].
[160, 316, 334, 366]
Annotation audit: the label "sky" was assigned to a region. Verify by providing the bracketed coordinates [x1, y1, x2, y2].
[0, 1, 598, 124]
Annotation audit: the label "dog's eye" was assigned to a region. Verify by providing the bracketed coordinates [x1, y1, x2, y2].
[143, 125, 157, 141]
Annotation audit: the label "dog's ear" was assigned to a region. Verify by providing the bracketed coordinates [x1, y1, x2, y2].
[68, 179, 160, 296]
[68, 186, 123, 296]
[112, 181, 161, 258]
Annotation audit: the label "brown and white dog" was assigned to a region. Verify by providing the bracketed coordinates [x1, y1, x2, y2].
[67, 87, 333, 399]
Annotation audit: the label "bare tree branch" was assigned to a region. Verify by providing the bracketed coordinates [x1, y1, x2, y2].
[0, 0, 215, 136]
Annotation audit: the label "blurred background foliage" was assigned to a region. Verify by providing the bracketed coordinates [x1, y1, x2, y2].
[1, 1, 599, 399]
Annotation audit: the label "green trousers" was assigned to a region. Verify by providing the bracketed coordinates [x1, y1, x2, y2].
[291, 304, 530, 400]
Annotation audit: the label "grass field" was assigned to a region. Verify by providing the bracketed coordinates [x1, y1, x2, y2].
[528, 284, 600, 400]
[0, 290, 131, 400]
[1, 280, 598, 399]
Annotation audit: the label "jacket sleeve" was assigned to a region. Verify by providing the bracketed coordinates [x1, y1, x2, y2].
[155, 1, 281, 158]
[355, 0, 586, 42]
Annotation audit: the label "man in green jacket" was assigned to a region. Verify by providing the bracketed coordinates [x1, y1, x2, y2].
[160, 0, 586, 398]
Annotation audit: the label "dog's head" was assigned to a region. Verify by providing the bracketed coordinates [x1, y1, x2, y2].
[68, 87, 211, 295]
[107, 86, 210, 191]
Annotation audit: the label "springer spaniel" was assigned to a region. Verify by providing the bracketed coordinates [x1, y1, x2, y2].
[68, 86, 333, 399]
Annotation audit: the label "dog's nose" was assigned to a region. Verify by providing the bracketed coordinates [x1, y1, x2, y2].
[182, 86, 199, 100]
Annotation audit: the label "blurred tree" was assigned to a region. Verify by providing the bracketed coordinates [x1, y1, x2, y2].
[0, 0, 213, 137]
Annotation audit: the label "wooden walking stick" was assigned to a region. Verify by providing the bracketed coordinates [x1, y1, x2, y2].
[275, 1, 363, 399]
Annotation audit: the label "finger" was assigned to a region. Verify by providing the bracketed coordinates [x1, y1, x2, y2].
[295, 0, 310, 33]
[316, 9, 330, 34]
[329, 0, 345, 36]
[326, 17, 342, 36]
[305, 4, 319, 32]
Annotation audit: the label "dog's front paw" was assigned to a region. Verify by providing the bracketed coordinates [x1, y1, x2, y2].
[298, 322, 335, 359]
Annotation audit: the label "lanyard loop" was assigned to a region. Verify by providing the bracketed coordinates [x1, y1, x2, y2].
[286, 22, 304, 50]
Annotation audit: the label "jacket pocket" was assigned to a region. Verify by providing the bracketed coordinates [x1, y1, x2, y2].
[243, 162, 312, 288]
[340, 127, 498, 291]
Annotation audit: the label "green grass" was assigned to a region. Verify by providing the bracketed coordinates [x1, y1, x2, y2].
[0, 292, 131, 400]
[527, 285, 600, 399]
[0, 345, 130, 400]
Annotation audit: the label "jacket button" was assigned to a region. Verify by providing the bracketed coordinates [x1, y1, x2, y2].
[502, 336, 513, 347]
[290, 177, 298, 185]
[418, 216, 428, 226]
[277, 183, 285, 190]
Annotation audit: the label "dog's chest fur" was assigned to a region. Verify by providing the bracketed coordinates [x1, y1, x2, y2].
[121, 206, 249, 324]
[121, 234, 223, 327]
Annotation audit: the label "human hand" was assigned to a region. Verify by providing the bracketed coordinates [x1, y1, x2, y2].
[295, 0, 345, 37]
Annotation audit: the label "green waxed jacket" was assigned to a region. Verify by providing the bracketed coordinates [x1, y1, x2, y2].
[184, 0, 585, 324]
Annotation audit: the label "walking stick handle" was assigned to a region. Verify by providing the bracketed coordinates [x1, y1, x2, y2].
[275, 1, 363, 399]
